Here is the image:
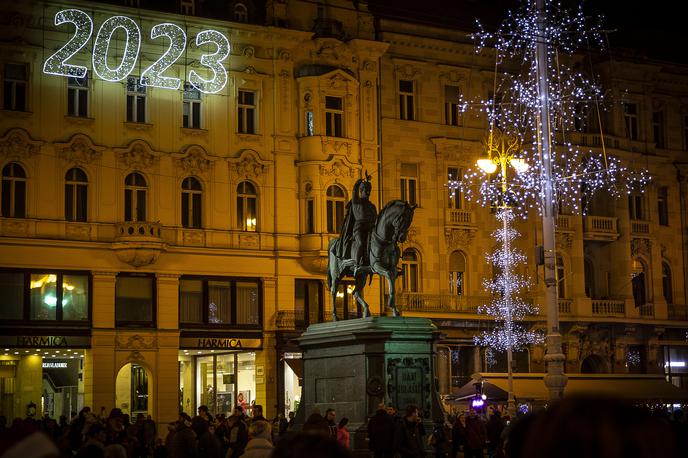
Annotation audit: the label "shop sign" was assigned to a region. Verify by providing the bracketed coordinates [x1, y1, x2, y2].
[0, 336, 91, 348]
[180, 337, 262, 350]
[42, 362, 69, 368]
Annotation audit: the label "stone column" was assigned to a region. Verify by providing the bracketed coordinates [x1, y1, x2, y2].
[156, 274, 180, 426]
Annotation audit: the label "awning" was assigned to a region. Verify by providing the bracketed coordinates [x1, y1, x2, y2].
[284, 357, 304, 380]
[446, 373, 688, 403]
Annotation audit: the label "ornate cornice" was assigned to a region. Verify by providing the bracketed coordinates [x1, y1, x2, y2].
[0, 128, 42, 161]
[114, 140, 162, 170]
[54, 134, 104, 166]
[174, 145, 216, 177]
[228, 149, 271, 183]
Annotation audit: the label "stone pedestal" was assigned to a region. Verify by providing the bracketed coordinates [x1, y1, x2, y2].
[295, 317, 444, 453]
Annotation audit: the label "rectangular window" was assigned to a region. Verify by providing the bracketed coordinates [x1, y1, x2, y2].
[183, 83, 202, 129]
[67, 75, 88, 117]
[126, 77, 146, 123]
[179, 277, 261, 327]
[180, 0, 195, 15]
[237, 90, 256, 134]
[2, 63, 27, 111]
[652, 111, 665, 148]
[399, 80, 415, 121]
[400, 163, 418, 205]
[624, 103, 638, 140]
[1, 271, 89, 322]
[658, 186, 669, 226]
[115, 274, 155, 326]
[447, 167, 463, 209]
[325, 96, 343, 137]
[628, 194, 644, 220]
[295, 279, 323, 326]
[306, 111, 314, 136]
[444, 86, 462, 126]
[306, 199, 314, 234]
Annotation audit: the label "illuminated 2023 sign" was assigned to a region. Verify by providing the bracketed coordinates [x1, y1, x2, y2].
[43, 9, 231, 94]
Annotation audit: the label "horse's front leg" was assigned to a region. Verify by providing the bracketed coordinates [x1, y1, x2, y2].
[352, 272, 370, 318]
[385, 270, 401, 317]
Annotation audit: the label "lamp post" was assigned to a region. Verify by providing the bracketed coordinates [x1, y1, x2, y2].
[477, 129, 529, 416]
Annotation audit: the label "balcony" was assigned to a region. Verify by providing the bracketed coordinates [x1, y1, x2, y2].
[397, 293, 488, 314]
[558, 299, 572, 315]
[111, 221, 166, 267]
[555, 214, 574, 232]
[638, 304, 655, 318]
[591, 299, 625, 317]
[583, 216, 619, 241]
[445, 209, 476, 228]
[275, 310, 308, 330]
[630, 219, 651, 237]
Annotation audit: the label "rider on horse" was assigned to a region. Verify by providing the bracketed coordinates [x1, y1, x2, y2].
[337, 172, 377, 276]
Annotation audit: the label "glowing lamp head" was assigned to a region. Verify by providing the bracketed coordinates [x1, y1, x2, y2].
[477, 158, 498, 174]
[509, 158, 529, 174]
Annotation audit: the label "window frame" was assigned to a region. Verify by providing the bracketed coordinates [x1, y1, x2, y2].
[444, 85, 462, 126]
[652, 110, 665, 148]
[1, 162, 27, 218]
[0, 268, 92, 324]
[623, 102, 639, 141]
[237, 90, 257, 134]
[67, 75, 89, 118]
[115, 273, 156, 328]
[178, 275, 262, 328]
[657, 186, 669, 226]
[126, 77, 147, 124]
[180, 0, 195, 15]
[181, 176, 202, 229]
[295, 279, 323, 326]
[324, 95, 344, 137]
[182, 83, 202, 129]
[447, 166, 464, 210]
[2, 63, 28, 112]
[65, 167, 88, 222]
[234, 3, 249, 22]
[401, 248, 420, 293]
[398, 79, 415, 121]
[400, 163, 418, 206]
[236, 180, 257, 232]
[326, 185, 346, 234]
[124, 172, 147, 222]
[662, 262, 673, 305]
[628, 192, 645, 221]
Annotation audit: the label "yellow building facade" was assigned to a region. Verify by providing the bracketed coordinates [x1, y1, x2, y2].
[0, 0, 687, 423]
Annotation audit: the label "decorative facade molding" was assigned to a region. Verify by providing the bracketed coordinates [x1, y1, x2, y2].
[631, 238, 652, 257]
[556, 232, 573, 251]
[228, 149, 271, 183]
[444, 228, 477, 249]
[116, 334, 157, 350]
[0, 128, 42, 161]
[55, 134, 104, 166]
[174, 145, 215, 176]
[115, 140, 161, 170]
[394, 63, 422, 79]
[318, 156, 358, 180]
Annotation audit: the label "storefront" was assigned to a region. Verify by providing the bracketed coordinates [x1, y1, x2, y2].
[178, 335, 262, 417]
[0, 334, 89, 420]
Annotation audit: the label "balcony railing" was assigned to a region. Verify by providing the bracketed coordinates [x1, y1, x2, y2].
[630, 219, 651, 236]
[583, 216, 619, 241]
[397, 293, 485, 313]
[591, 299, 625, 317]
[558, 299, 572, 314]
[275, 310, 307, 330]
[638, 304, 655, 318]
[115, 221, 162, 239]
[669, 305, 688, 320]
[556, 215, 573, 231]
[446, 209, 475, 227]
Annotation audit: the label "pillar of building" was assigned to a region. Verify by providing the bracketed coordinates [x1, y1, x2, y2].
[155, 274, 180, 425]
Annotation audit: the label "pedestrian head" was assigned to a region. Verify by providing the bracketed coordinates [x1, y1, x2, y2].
[337, 417, 349, 429]
[405, 405, 419, 421]
[325, 409, 336, 423]
[253, 405, 263, 417]
[249, 420, 271, 441]
[386, 405, 397, 416]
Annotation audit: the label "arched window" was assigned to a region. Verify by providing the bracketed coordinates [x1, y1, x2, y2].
[65, 167, 88, 222]
[584, 257, 595, 298]
[1, 162, 26, 218]
[326, 185, 345, 234]
[449, 250, 466, 296]
[631, 258, 648, 307]
[181, 177, 202, 228]
[662, 262, 673, 305]
[401, 248, 420, 292]
[234, 3, 248, 22]
[237, 181, 257, 231]
[556, 254, 566, 299]
[125, 172, 147, 222]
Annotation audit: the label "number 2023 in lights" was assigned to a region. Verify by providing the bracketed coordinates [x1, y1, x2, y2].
[43, 9, 231, 94]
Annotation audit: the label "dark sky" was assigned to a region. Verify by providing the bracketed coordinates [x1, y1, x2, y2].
[368, 0, 686, 64]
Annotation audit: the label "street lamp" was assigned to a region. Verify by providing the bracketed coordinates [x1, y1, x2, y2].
[477, 128, 529, 416]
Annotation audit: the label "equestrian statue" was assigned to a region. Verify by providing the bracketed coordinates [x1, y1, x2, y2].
[327, 172, 417, 321]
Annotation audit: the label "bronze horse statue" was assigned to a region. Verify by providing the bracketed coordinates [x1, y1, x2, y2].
[327, 200, 416, 320]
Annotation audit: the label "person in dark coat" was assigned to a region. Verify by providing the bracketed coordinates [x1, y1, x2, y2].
[302, 410, 330, 436]
[168, 413, 196, 458]
[452, 413, 467, 458]
[430, 419, 448, 458]
[393, 405, 425, 458]
[367, 404, 395, 458]
[226, 408, 249, 458]
[464, 410, 487, 458]
[192, 416, 222, 458]
[486, 411, 504, 458]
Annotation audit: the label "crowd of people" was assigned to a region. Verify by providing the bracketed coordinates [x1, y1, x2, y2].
[0, 397, 687, 458]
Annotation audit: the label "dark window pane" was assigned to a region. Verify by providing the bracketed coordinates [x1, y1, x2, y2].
[15, 84, 26, 111]
[68, 88, 76, 116]
[1, 180, 10, 216]
[208, 281, 231, 324]
[125, 189, 132, 221]
[127, 95, 134, 122]
[237, 197, 244, 229]
[325, 96, 342, 110]
[76, 184, 87, 221]
[192, 103, 201, 128]
[180, 279, 203, 323]
[406, 97, 414, 121]
[238, 108, 244, 133]
[30, 273, 57, 320]
[335, 201, 344, 232]
[0, 272, 24, 320]
[306, 199, 314, 233]
[399, 80, 413, 92]
[65, 185, 74, 220]
[192, 193, 201, 228]
[136, 97, 145, 122]
[182, 194, 189, 227]
[62, 274, 88, 320]
[136, 190, 146, 221]
[14, 181, 25, 217]
[236, 282, 259, 325]
[78, 90, 88, 116]
[183, 102, 190, 128]
[246, 108, 254, 133]
[116, 276, 154, 323]
[327, 202, 334, 233]
[3, 82, 12, 109]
